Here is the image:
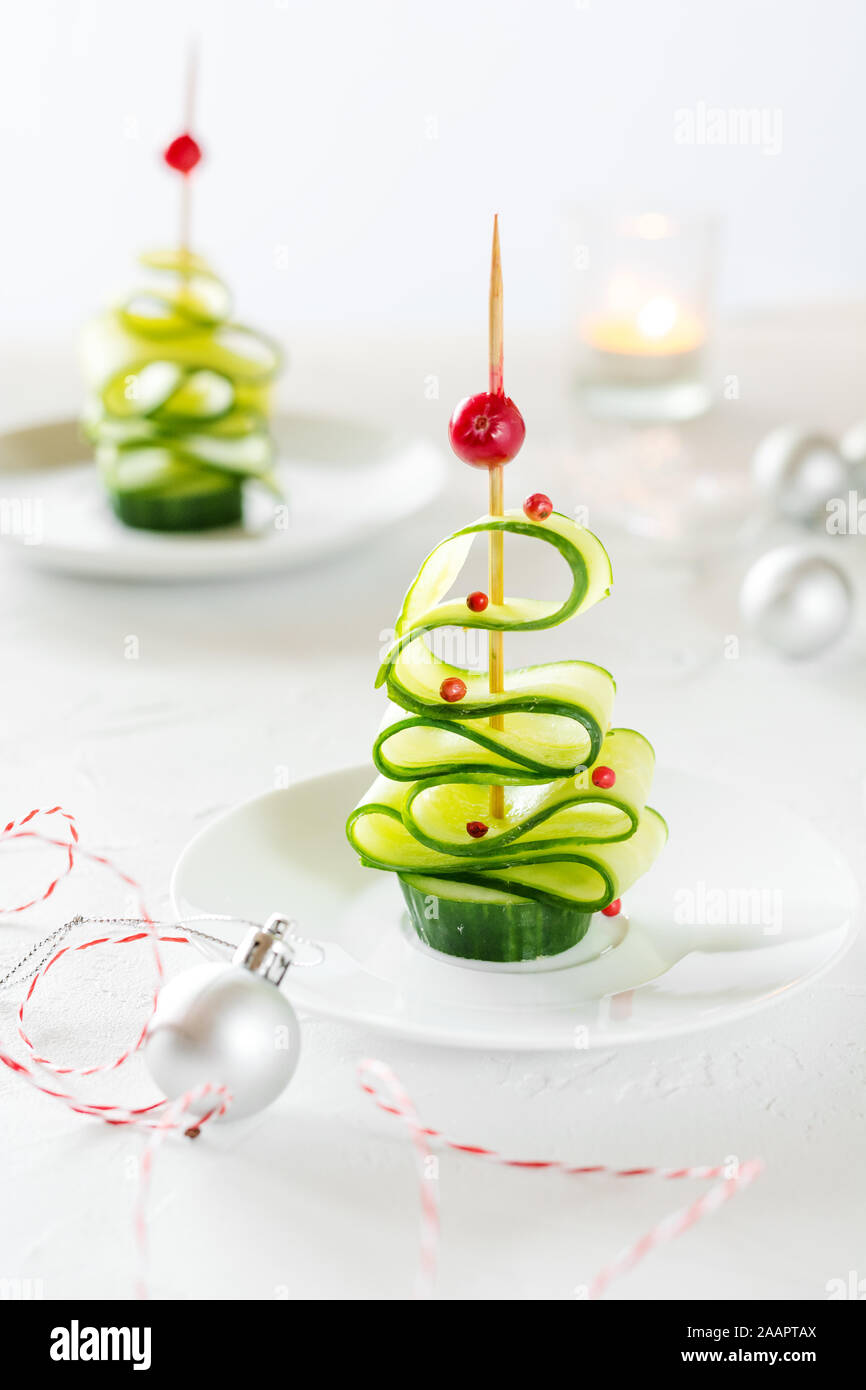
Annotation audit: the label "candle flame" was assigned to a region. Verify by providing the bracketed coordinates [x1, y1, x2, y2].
[635, 295, 679, 340]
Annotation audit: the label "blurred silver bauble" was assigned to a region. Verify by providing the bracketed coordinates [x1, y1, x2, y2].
[145, 915, 301, 1121]
[752, 426, 849, 526]
[740, 546, 853, 659]
[839, 419, 866, 480]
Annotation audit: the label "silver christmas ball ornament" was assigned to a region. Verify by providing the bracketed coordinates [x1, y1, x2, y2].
[740, 546, 853, 659]
[752, 426, 848, 526]
[839, 419, 866, 480]
[145, 914, 301, 1121]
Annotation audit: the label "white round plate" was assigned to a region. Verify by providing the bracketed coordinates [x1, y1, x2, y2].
[0, 415, 445, 581]
[171, 765, 859, 1050]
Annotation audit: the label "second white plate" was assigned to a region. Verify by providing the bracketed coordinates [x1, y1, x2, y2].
[171, 764, 859, 1050]
[0, 414, 445, 581]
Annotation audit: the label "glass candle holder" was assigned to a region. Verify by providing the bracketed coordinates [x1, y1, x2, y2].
[569, 209, 717, 423]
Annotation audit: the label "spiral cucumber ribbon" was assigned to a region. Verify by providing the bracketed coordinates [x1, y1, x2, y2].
[80, 250, 283, 499]
[347, 509, 667, 913]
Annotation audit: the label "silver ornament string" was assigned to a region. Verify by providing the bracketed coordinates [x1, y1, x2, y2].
[0, 913, 324, 993]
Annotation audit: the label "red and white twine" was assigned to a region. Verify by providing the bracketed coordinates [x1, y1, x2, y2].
[1, 805, 763, 1299]
[1, 806, 168, 1123]
[358, 1070, 764, 1301]
[1, 806, 80, 913]
[133, 1083, 231, 1299]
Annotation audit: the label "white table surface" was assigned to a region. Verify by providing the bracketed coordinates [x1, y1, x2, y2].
[1, 309, 865, 1301]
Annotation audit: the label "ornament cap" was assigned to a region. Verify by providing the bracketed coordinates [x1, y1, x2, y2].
[233, 912, 295, 986]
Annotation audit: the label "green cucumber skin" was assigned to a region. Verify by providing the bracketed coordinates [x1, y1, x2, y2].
[108, 481, 242, 532]
[85, 252, 283, 533]
[399, 877, 593, 963]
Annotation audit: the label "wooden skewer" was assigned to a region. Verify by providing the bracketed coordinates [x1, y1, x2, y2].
[179, 42, 199, 259]
[488, 216, 505, 823]
[179, 176, 192, 260]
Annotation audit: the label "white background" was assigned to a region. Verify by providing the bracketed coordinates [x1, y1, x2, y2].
[1, 0, 866, 1306]
[2, 0, 866, 350]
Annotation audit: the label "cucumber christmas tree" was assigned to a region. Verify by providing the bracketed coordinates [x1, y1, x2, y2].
[347, 220, 667, 962]
[80, 51, 282, 531]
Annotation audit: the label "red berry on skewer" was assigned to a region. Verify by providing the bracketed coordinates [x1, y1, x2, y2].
[164, 132, 203, 174]
[591, 766, 616, 789]
[440, 677, 467, 703]
[449, 391, 526, 469]
[601, 899, 622, 917]
[523, 493, 553, 521]
[466, 820, 489, 839]
[466, 591, 489, 612]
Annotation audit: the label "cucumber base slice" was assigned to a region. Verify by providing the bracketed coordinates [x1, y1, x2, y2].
[108, 479, 243, 532]
[399, 875, 593, 963]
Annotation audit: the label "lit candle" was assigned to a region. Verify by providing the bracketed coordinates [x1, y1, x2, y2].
[584, 294, 705, 358]
[573, 210, 715, 420]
